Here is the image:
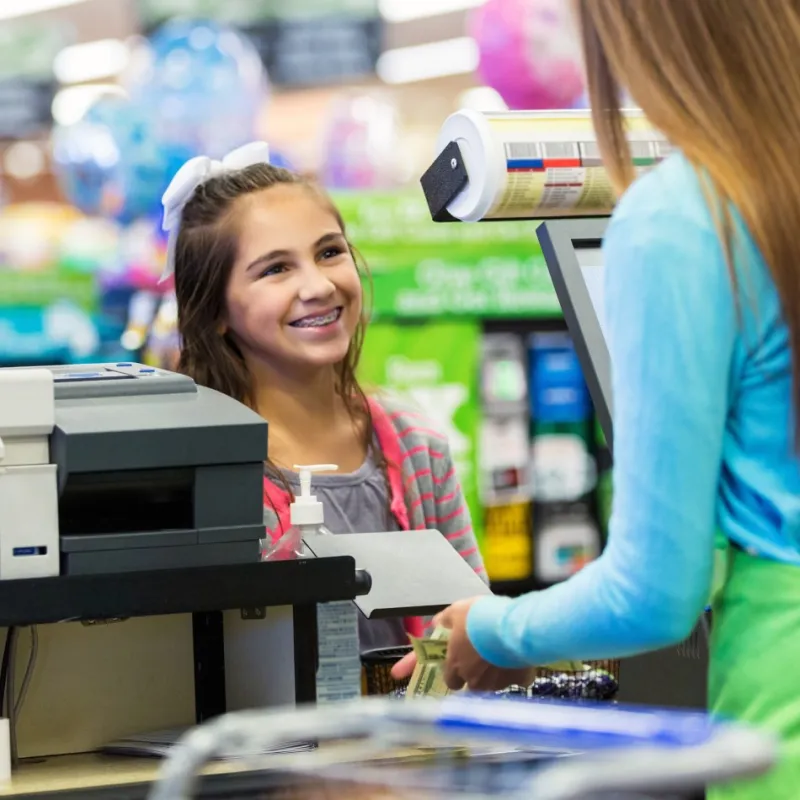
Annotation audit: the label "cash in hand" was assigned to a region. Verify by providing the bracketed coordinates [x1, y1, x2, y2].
[406, 626, 452, 700]
[404, 627, 588, 700]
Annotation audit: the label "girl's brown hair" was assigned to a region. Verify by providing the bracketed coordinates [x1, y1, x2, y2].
[577, 0, 800, 441]
[173, 164, 382, 500]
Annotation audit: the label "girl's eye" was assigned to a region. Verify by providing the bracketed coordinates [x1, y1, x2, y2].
[320, 246, 345, 260]
[260, 264, 287, 278]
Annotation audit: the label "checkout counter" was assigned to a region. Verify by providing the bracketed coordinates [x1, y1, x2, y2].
[0, 362, 489, 798]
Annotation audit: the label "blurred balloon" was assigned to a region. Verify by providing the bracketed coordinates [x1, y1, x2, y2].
[126, 19, 269, 159]
[51, 100, 117, 217]
[52, 94, 193, 225]
[470, 0, 585, 110]
[320, 92, 401, 190]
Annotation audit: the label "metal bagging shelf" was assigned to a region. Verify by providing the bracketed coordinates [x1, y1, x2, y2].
[146, 695, 776, 800]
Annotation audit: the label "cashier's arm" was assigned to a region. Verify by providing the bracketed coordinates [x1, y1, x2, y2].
[467, 213, 733, 668]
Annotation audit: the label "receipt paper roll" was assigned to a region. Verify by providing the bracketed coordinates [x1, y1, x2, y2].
[435, 109, 671, 222]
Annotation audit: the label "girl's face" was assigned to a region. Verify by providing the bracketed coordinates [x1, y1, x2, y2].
[224, 184, 363, 376]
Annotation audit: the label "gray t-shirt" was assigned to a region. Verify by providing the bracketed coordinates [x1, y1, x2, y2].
[280, 453, 410, 653]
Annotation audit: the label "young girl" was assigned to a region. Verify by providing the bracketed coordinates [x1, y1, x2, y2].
[161, 143, 487, 651]
[394, 2, 800, 797]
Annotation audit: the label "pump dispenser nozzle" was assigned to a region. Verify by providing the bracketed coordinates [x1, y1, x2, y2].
[295, 464, 337, 500]
[290, 464, 337, 527]
[263, 464, 338, 561]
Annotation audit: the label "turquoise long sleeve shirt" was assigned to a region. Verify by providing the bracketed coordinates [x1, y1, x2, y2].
[468, 153, 800, 667]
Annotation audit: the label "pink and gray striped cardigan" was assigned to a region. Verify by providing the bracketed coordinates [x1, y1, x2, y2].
[262, 396, 488, 639]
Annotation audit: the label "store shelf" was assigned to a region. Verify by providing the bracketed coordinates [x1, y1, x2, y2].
[0, 557, 365, 627]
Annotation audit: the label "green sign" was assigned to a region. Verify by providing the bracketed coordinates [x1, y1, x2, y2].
[359, 320, 484, 547]
[0, 271, 96, 311]
[334, 191, 562, 320]
[138, 0, 376, 24]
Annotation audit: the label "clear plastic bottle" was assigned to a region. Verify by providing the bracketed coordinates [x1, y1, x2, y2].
[262, 464, 337, 561]
[263, 464, 362, 703]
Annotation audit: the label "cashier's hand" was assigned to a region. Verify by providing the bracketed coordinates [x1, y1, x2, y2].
[391, 598, 536, 692]
[434, 599, 537, 692]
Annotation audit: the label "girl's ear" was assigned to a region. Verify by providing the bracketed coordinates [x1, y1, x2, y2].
[217, 320, 228, 335]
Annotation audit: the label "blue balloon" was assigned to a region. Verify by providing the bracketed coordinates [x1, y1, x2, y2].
[52, 95, 194, 224]
[128, 19, 269, 159]
[52, 106, 116, 216]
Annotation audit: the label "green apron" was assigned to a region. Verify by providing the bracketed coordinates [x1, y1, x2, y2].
[708, 546, 800, 798]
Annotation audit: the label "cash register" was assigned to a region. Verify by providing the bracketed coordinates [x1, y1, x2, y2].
[0, 361, 492, 764]
[0, 362, 267, 578]
[0, 360, 487, 603]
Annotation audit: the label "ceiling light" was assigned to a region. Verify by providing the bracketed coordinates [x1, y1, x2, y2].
[54, 39, 130, 85]
[379, 0, 484, 23]
[4, 142, 46, 180]
[51, 83, 125, 127]
[377, 37, 479, 84]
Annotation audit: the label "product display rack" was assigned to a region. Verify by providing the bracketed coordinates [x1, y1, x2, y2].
[480, 317, 607, 597]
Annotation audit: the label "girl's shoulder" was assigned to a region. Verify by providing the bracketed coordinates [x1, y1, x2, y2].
[367, 394, 451, 464]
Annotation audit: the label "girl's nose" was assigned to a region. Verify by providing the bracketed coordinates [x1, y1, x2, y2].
[297, 263, 336, 303]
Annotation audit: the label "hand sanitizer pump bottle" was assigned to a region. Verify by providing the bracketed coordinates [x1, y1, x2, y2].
[290, 464, 336, 538]
[262, 465, 336, 561]
[268, 465, 362, 703]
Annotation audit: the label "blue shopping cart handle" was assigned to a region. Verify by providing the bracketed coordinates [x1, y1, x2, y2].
[427, 695, 722, 752]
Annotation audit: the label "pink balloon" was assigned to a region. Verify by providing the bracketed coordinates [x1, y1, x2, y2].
[470, 0, 585, 110]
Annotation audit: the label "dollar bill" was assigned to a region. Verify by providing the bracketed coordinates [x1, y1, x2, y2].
[406, 660, 451, 700]
[411, 629, 586, 672]
[404, 626, 589, 700]
[409, 635, 448, 665]
[406, 626, 451, 700]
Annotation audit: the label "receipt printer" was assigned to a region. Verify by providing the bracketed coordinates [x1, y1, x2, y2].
[0, 363, 268, 578]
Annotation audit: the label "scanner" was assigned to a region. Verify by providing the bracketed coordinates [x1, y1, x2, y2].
[0, 362, 267, 577]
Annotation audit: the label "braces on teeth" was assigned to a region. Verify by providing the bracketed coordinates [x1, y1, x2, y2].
[293, 309, 340, 328]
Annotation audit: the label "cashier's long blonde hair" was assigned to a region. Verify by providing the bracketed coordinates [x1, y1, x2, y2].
[576, 0, 800, 443]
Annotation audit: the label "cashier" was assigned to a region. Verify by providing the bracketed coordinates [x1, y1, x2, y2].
[394, 2, 800, 797]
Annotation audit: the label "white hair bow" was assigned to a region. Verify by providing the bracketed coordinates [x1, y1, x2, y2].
[160, 140, 271, 282]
